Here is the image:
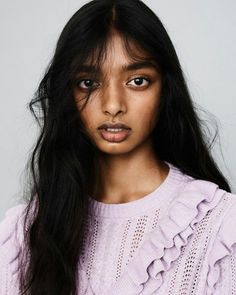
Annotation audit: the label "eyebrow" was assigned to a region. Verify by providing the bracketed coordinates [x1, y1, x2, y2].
[122, 61, 157, 71]
[78, 61, 158, 74]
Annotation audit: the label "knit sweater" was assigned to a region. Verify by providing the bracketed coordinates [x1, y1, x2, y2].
[1, 161, 236, 294]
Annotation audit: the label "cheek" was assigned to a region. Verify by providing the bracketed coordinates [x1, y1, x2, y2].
[79, 102, 99, 132]
[135, 97, 160, 132]
[138, 110, 157, 133]
[79, 107, 92, 131]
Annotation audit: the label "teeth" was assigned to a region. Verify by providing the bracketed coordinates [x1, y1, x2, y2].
[106, 128, 124, 132]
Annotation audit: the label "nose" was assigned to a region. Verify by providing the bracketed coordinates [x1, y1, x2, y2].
[100, 80, 127, 117]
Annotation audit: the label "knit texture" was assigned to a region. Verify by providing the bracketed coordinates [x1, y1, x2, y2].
[1, 161, 236, 294]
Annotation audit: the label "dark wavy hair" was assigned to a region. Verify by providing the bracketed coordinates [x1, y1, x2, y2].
[17, 0, 231, 294]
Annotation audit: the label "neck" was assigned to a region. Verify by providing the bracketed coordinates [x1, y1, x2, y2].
[89, 141, 169, 204]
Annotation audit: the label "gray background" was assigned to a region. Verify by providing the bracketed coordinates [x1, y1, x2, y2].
[0, 0, 235, 220]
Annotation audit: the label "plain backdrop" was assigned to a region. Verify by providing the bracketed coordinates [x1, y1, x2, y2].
[0, 0, 236, 220]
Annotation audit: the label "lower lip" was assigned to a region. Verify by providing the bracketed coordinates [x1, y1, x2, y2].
[98, 129, 131, 142]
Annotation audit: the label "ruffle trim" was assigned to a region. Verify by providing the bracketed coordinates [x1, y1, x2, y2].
[1, 184, 234, 295]
[206, 196, 236, 294]
[103, 179, 227, 295]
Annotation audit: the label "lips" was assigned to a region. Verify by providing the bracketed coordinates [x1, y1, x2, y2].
[98, 122, 131, 130]
[99, 128, 131, 142]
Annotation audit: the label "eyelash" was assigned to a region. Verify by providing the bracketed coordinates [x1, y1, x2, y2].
[76, 77, 151, 90]
[127, 77, 150, 87]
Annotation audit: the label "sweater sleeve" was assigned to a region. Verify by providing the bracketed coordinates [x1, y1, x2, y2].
[207, 195, 236, 294]
[0, 204, 27, 295]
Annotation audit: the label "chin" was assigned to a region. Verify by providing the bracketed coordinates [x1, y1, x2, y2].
[95, 142, 136, 155]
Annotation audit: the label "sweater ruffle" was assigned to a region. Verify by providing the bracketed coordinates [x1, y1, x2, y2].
[103, 179, 227, 295]
[1, 181, 235, 295]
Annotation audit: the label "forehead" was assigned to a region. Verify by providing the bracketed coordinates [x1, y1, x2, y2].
[81, 32, 160, 74]
[103, 32, 143, 64]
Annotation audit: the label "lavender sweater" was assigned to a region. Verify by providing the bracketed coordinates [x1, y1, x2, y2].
[1, 161, 236, 294]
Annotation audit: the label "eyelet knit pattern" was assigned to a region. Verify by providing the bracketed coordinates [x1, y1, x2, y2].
[1, 161, 236, 294]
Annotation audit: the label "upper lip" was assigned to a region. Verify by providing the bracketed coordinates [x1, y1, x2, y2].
[98, 122, 131, 129]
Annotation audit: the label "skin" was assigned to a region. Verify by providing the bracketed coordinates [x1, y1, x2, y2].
[73, 31, 169, 204]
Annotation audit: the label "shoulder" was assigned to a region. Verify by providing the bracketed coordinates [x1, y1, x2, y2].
[212, 190, 236, 254]
[211, 189, 236, 235]
[0, 204, 28, 295]
[167, 179, 236, 293]
[215, 191, 236, 237]
[179, 178, 236, 254]
[206, 190, 236, 292]
[0, 203, 28, 266]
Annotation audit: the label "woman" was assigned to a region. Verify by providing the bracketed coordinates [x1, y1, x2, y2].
[0, 0, 235, 294]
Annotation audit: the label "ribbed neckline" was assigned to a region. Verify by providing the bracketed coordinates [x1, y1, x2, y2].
[88, 161, 188, 219]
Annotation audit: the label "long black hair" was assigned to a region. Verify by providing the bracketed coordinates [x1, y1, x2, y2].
[17, 0, 231, 294]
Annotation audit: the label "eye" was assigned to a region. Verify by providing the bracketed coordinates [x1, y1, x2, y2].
[76, 79, 99, 90]
[127, 77, 150, 87]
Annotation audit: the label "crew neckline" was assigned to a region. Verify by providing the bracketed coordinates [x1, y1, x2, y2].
[88, 161, 187, 218]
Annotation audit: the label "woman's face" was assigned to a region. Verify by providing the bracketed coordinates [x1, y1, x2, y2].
[73, 32, 162, 155]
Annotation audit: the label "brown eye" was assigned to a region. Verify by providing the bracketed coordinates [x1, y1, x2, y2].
[127, 77, 150, 87]
[76, 79, 99, 90]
